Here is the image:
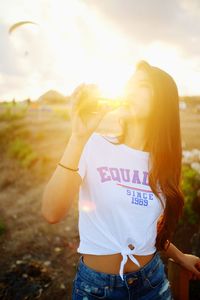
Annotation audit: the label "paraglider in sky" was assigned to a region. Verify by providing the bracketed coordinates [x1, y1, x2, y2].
[8, 21, 40, 58]
[8, 21, 39, 34]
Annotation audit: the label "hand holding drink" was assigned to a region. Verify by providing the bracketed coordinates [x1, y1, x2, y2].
[70, 83, 129, 140]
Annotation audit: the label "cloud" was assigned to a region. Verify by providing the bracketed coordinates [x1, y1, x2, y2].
[83, 0, 200, 57]
[0, 0, 199, 99]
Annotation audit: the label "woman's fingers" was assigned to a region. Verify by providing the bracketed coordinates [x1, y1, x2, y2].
[76, 101, 96, 117]
[71, 84, 100, 115]
[194, 261, 200, 279]
[191, 265, 200, 278]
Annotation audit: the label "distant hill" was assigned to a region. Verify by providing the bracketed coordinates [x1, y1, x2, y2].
[37, 90, 70, 105]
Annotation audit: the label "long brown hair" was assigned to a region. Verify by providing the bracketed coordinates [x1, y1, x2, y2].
[116, 60, 185, 251]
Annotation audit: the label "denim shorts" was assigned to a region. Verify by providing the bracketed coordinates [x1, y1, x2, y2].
[71, 251, 174, 299]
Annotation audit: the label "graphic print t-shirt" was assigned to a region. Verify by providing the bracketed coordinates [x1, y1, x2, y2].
[76, 132, 166, 255]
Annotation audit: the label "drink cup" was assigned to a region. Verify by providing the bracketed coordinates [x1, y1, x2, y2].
[96, 97, 129, 111]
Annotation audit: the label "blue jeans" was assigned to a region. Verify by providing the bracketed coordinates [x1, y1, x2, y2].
[71, 251, 174, 299]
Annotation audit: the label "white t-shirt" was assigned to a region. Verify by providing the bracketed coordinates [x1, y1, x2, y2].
[76, 132, 166, 281]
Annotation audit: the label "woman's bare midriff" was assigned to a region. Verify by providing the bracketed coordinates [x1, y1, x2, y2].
[82, 252, 155, 274]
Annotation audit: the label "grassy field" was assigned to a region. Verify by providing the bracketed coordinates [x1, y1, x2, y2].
[0, 100, 200, 299]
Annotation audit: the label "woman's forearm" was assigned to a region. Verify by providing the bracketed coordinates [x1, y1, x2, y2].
[41, 133, 89, 223]
[161, 240, 185, 265]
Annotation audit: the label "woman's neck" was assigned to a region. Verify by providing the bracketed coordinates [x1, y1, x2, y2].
[124, 119, 149, 152]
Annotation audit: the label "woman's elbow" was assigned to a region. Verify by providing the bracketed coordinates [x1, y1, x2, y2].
[41, 212, 57, 224]
[41, 190, 59, 224]
[41, 193, 69, 224]
[41, 203, 58, 224]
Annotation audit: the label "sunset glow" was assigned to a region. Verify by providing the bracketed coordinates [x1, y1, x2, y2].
[1, 0, 200, 100]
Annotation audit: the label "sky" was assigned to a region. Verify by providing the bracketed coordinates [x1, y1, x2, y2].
[0, 0, 200, 102]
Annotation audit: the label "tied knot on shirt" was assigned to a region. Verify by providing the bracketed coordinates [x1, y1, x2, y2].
[121, 243, 135, 254]
[121, 242, 138, 255]
[119, 244, 141, 280]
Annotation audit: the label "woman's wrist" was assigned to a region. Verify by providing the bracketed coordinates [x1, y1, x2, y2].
[65, 133, 89, 153]
[162, 241, 185, 265]
[59, 133, 88, 168]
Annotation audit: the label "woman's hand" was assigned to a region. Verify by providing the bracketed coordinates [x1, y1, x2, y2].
[70, 83, 112, 139]
[179, 253, 200, 280]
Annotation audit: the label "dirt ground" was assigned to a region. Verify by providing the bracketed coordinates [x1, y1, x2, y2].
[0, 104, 200, 299]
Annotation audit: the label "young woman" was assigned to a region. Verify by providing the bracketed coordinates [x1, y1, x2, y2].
[41, 60, 200, 300]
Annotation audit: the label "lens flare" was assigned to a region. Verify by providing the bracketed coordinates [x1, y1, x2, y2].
[79, 200, 96, 212]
